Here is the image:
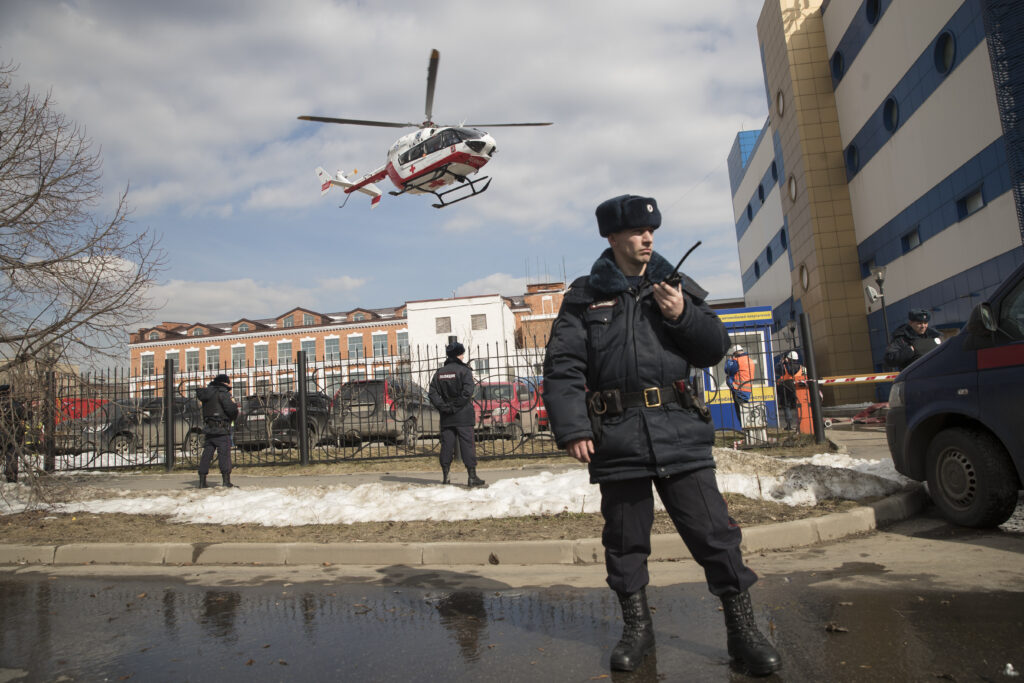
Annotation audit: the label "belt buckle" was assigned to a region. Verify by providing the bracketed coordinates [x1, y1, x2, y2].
[643, 387, 661, 408]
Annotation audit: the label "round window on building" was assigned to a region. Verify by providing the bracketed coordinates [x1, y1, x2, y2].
[800, 264, 810, 291]
[754, 261, 761, 278]
[934, 31, 956, 74]
[746, 204, 753, 221]
[865, 0, 881, 24]
[831, 51, 845, 80]
[758, 184, 765, 202]
[776, 90, 785, 117]
[766, 245, 774, 265]
[788, 175, 798, 201]
[845, 145, 860, 174]
[780, 228, 788, 249]
[771, 160, 778, 181]
[883, 97, 899, 132]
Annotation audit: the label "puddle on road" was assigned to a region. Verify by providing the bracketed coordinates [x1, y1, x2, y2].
[1, 570, 1020, 682]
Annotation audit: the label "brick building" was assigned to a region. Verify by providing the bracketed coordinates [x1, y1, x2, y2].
[128, 284, 567, 398]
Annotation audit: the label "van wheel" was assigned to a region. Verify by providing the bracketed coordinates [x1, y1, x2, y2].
[183, 432, 203, 463]
[305, 424, 319, 452]
[110, 434, 134, 457]
[925, 427, 1019, 528]
[401, 419, 419, 450]
[505, 421, 524, 443]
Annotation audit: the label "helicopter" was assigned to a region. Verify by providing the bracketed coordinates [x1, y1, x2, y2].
[299, 49, 552, 209]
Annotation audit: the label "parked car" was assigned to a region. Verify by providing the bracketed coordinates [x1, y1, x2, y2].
[887, 259, 1024, 528]
[534, 379, 550, 432]
[472, 378, 541, 441]
[329, 379, 439, 446]
[54, 397, 202, 459]
[233, 392, 333, 451]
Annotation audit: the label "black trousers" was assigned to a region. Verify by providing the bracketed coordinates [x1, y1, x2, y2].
[198, 433, 232, 475]
[438, 425, 477, 469]
[599, 467, 758, 597]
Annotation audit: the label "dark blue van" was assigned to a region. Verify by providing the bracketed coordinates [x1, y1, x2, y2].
[886, 260, 1024, 528]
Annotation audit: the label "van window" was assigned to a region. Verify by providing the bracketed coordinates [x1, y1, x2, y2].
[998, 277, 1024, 340]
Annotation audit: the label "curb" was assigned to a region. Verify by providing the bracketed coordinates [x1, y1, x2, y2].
[0, 487, 931, 568]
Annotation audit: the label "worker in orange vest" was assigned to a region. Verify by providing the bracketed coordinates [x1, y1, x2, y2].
[725, 345, 755, 423]
[775, 351, 807, 431]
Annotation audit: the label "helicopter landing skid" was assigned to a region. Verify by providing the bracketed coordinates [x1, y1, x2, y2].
[388, 166, 491, 209]
[429, 174, 491, 209]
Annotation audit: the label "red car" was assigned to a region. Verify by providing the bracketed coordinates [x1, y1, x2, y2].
[473, 379, 541, 441]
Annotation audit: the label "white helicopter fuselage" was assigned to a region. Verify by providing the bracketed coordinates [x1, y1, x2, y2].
[384, 126, 497, 194]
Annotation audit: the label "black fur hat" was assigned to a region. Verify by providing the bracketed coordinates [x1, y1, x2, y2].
[213, 374, 231, 385]
[596, 195, 661, 237]
[908, 308, 930, 323]
[445, 341, 465, 358]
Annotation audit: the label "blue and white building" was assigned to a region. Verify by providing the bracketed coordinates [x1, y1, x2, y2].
[730, 0, 1024, 400]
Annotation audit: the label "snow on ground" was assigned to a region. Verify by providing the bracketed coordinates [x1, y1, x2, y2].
[0, 451, 916, 526]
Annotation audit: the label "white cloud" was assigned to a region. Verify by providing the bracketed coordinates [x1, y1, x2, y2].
[144, 274, 366, 325]
[455, 273, 529, 298]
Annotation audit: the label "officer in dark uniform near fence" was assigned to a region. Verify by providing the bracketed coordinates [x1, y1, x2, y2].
[196, 374, 238, 488]
[543, 194, 781, 675]
[884, 308, 943, 370]
[428, 341, 485, 487]
[1, 384, 27, 483]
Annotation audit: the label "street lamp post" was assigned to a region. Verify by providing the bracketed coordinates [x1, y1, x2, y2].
[871, 266, 891, 341]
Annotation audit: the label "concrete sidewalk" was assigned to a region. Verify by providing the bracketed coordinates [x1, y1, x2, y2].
[2, 428, 929, 568]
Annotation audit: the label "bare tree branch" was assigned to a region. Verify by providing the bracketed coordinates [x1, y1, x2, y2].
[0, 60, 167, 373]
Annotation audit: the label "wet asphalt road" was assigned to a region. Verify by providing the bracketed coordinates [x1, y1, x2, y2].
[2, 510, 1022, 682]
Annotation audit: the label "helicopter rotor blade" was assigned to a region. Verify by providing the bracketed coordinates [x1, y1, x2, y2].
[297, 115, 417, 129]
[453, 122, 554, 128]
[424, 49, 440, 125]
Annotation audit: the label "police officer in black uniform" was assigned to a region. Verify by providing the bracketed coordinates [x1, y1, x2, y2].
[196, 374, 238, 488]
[543, 195, 781, 676]
[884, 308, 942, 370]
[1, 384, 27, 483]
[428, 341, 485, 487]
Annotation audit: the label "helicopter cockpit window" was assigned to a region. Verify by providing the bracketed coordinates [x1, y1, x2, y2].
[454, 127, 483, 141]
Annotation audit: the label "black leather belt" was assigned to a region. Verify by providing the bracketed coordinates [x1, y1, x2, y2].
[589, 385, 679, 415]
[620, 385, 679, 409]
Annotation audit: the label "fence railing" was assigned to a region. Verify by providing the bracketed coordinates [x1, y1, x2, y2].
[4, 331, 831, 475]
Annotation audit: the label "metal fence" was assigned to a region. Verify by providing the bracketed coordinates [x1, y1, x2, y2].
[5, 331, 824, 475]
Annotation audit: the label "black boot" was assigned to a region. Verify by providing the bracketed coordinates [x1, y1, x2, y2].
[221, 472, 234, 488]
[466, 467, 486, 488]
[610, 588, 655, 671]
[721, 591, 782, 676]
[442, 465, 451, 485]
[198, 473, 207, 489]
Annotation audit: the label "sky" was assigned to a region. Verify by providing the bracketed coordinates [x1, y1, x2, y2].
[0, 0, 769, 332]
[2, 451, 919, 523]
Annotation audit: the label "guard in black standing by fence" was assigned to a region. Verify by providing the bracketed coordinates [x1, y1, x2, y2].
[428, 341, 485, 487]
[196, 374, 238, 489]
[1, 384, 27, 483]
[543, 195, 781, 676]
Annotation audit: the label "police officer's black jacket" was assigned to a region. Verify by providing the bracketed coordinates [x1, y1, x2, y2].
[543, 248, 730, 483]
[196, 382, 238, 436]
[884, 323, 942, 370]
[428, 358, 476, 428]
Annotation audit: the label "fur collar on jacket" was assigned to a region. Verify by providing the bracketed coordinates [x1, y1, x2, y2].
[588, 248, 676, 296]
